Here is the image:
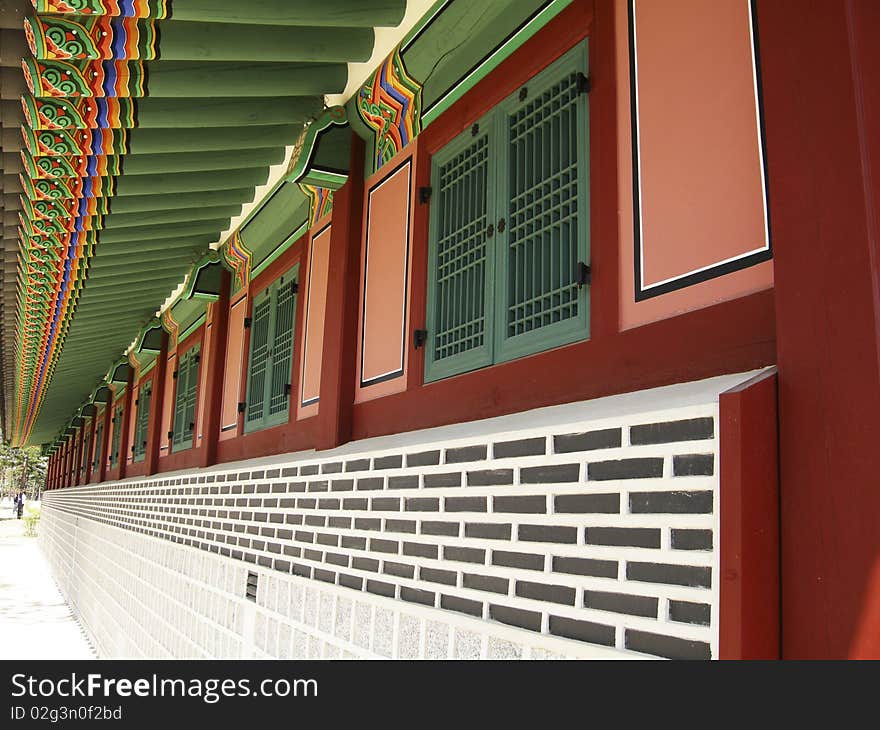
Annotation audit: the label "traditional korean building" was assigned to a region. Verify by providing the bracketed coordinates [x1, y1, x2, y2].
[0, 0, 877, 660]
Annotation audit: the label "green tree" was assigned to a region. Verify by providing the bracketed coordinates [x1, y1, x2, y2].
[0, 442, 48, 502]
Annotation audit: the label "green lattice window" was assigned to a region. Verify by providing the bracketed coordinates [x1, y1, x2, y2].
[172, 345, 201, 453]
[245, 266, 299, 434]
[425, 43, 590, 382]
[110, 402, 123, 468]
[92, 417, 103, 473]
[132, 381, 152, 463]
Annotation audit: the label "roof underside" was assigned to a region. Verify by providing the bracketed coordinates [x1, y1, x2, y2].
[0, 0, 406, 446]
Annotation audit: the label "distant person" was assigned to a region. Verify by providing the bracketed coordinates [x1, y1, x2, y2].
[14, 490, 25, 519]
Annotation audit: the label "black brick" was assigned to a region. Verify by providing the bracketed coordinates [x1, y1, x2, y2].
[304, 549, 322, 562]
[297, 498, 316, 509]
[420, 521, 460, 537]
[403, 541, 439, 559]
[345, 459, 371, 472]
[314, 568, 336, 584]
[630, 417, 715, 445]
[588, 458, 663, 481]
[520, 464, 580, 483]
[554, 493, 620, 513]
[493, 495, 546, 513]
[423, 472, 462, 488]
[669, 600, 711, 626]
[366, 580, 396, 597]
[493, 437, 546, 458]
[318, 498, 340, 510]
[441, 594, 482, 617]
[625, 629, 711, 660]
[383, 561, 415, 578]
[493, 550, 544, 571]
[554, 428, 622, 453]
[463, 573, 509, 594]
[549, 616, 615, 646]
[316, 533, 339, 547]
[388, 475, 420, 490]
[325, 552, 349, 567]
[627, 562, 712, 588]
[354, 518, 381, 531]
[300, 465, 319, 476]
[341, 536, 366, 550]
[282, 467, 298, 477]
[516, 580, 575, 605]
[321, 461, 343, 474]
[304, 515, 325, 527]
[331, 478, 355, 492]
[518, 524, 577, 544]
[283, 545, 301, 558]
[405, 497, 440, 512]
[328, 516, 351, 529]
[673, 454, 715, 476]
[407, 450, 441, 467]
[552, 556, 618, 578]
[385, 519, 417, 534]
[308, 481, 329, 493]
[295, 530, 314, 543]
[352, 557, 379, 572]
[401, 586, 435, 606]
[339, 574, 363, 591]
[585, 526, 660, 548]
[489, 604, 541, 632]
[466, 469, 514, 486]
[445, 445, 487, 463]
[370, 538, 398, 554]
[357, 477, 384, 491]
[671, 529, 713, 551]
[464, 523, 512, 540]
[443, 546, 485, 564]
[293, 563, 311, 577]
[445, 496, 487, 512]
[420, 567, 457, 586]
[584, 590, 658, 617]
[371, 497, 401, 511]
[342, 497, 368, 510]
[273, 559, 291, 573]
[374, 455, 403, 470]
[630, 490, 713, 514]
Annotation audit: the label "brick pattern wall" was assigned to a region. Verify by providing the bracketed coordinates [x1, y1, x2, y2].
[41, 400, 720, 659]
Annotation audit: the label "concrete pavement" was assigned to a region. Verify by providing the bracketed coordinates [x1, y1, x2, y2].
[0, 509, 95, 659]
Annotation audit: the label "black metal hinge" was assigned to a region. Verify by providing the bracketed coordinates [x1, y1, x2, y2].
[167, 430, 173, 440]
[193, 354, 200, 364]
[244, 317, 252, 329]
[471, 123, 479, 137]
[413, 329, 428, 349]
[290, 281, 299, 294]
[576, 72, 591, 94]
[418, 186, 432, 204]
[284, 383, 292, 396]
[237, 402, 246, 414]
[172, 370, 178, 379]
[576, 261, 592, 287]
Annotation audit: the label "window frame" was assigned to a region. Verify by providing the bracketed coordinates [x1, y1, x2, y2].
[244, 264, 300, 435]
[132, 380, 152, 463]
[424, 41, 591, 383]
[171, 344, 201, 454]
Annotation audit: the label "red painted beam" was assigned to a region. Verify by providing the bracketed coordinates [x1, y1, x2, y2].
[719, 368, 780, 659]
[757, 0, 880, 658]
[316, 134, 366, 451]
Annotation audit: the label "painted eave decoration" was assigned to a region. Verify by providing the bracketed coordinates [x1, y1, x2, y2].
[0, 0, 407, 446]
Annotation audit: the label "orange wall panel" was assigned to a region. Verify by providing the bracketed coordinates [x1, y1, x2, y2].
[618, 0, 773, 328]
[220, 294, 247, 441]
[356, 157, 413, 403]
[298, 222, 331, 419]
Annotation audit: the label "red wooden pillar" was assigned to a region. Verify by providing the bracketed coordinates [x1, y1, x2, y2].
[198, 271, 231, 468]
[52, 451, 59, 490]
[63, 438, 72, 488]
[97, 401, 112, 483]
[145, 331, 169, 476]
[117, 370, 135, 481]
[73, 425, 85, 486]
[46, 453, 54, 491]
[83, 415, 96, 484]
[315, 134, 366, 451]
[758, 0, 880, 658]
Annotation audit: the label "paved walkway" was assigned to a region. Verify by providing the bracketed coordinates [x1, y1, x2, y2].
[0, 509, 95, 659]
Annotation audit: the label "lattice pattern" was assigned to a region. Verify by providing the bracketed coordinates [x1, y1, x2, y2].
[432, 135, 490, 363]
[506, 73, 582, 338]
[246, 297, 272, 425]
[269, 282, 297, 417]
